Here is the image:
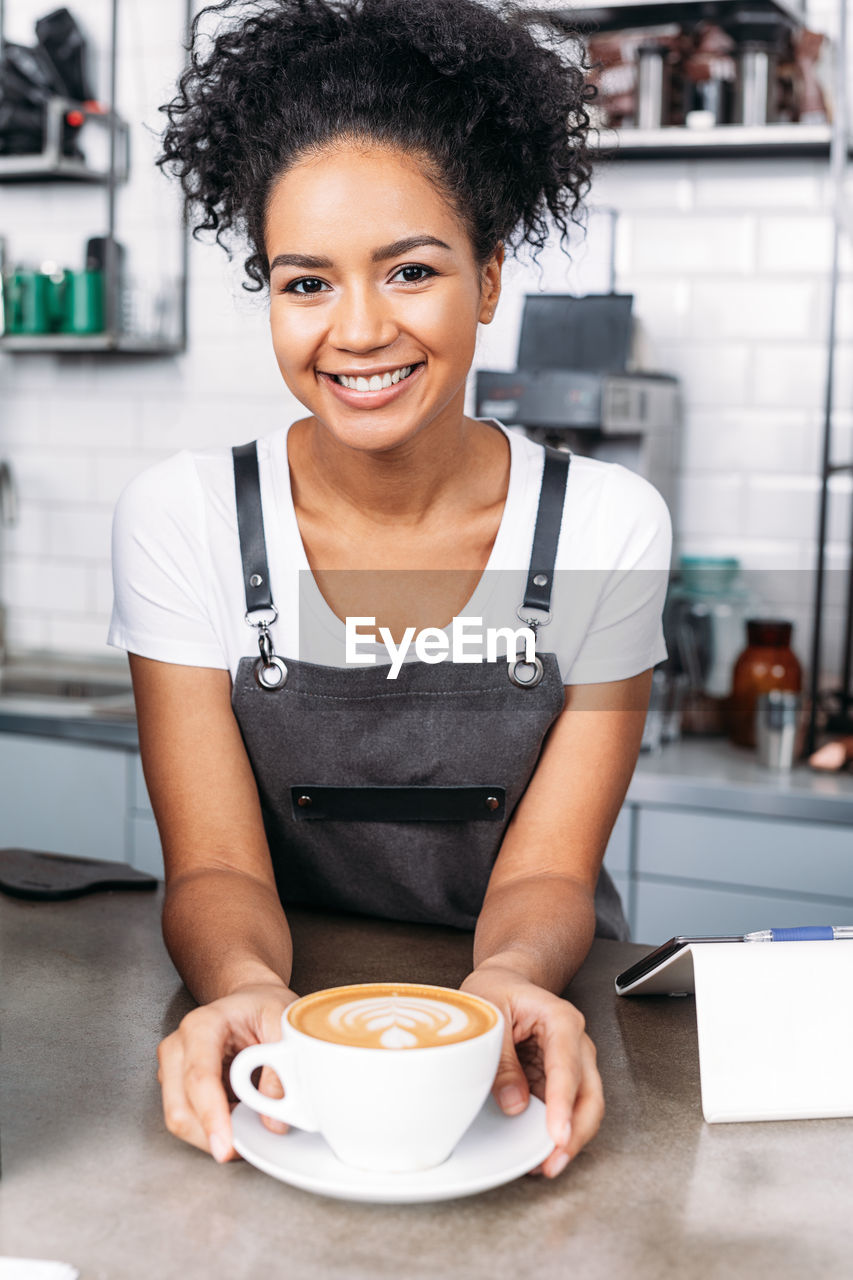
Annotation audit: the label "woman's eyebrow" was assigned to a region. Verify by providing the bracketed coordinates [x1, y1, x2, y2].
[269, 235, 453, 273]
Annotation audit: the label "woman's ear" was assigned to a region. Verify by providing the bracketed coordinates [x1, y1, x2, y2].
[479, 242, 504, 324]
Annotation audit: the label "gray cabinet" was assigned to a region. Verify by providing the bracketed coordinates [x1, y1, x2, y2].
[628, 805, 853, 944]
[0, 732, 163, 876]
[0, 733, 128, 862]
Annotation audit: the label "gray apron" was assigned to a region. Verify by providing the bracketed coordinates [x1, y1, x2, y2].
[230, 439, 629, 940]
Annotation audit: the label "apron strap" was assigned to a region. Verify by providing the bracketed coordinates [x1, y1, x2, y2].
[521, 447, 571, 616]
[232, 440, 274, 615]
[231, 437, 569, 619]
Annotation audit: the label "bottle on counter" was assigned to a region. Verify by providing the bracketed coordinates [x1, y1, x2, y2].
[729, 619, 802, 750]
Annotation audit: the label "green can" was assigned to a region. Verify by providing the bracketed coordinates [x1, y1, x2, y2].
[61, 270, 105, 335]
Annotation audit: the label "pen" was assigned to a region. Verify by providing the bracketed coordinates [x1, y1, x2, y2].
[743, 926, 853, 942]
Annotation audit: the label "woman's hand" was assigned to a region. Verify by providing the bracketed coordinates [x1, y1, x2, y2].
[157, 982, 299, 1162]
[460, 964, 603, 1178]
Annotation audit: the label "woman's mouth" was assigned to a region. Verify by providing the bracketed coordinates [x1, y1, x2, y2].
[318, 361, 424, 407]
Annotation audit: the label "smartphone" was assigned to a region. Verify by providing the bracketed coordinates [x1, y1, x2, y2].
[615, 935, 742, 996]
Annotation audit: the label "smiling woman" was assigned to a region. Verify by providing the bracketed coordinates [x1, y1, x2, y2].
[109, 0, 671, 1184]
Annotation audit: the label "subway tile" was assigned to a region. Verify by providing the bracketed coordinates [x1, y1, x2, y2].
[691, 161, 824, 211]
[46, 507, 114, 562]
[743, 474, 852, 543]
[682, 409, 814, 474]
[691, 280, 816, 341]
[677, 473, 745, 538]
[44, 615, 114, 657]
[4, 558, 89, 614]
[757, 215, 836, 274]
[44, 397, 142, 449]
[1, 449, 92, 505]
[138, 394, 299, 452]
[93, 564, 116, 617]
[750, 345, 827, 409]
[625, 215, 755, 274]
[0, 395, 45, 446]
[616, 277, 692, 341]
[591, 162, 693, 212]
[655, 343, 751, 407]
[5, 609, 48, 654]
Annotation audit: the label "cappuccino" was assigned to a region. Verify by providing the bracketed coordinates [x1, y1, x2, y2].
[288, 982, 497, 1049]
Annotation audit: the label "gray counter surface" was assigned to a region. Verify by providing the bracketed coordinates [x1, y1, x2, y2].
[2, 890, 852, 1279]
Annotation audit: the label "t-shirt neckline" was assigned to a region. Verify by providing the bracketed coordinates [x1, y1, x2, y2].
[270, 417, 524, 644]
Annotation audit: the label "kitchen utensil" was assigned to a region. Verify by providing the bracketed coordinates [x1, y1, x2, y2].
[756, 690, 802, 770]
[60, 269, 104, 334]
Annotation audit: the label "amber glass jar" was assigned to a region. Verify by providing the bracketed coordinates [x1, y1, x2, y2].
[729, 620, 802, 748]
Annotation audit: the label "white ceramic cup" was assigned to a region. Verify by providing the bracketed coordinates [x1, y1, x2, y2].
[229, 982, 504, 1173]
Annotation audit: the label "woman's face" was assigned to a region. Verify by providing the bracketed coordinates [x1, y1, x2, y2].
[265, 143, 502, 454]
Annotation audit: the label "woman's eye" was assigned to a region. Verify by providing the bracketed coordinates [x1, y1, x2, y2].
[393, 264, 436, 284]
[284, 277, 328, 295]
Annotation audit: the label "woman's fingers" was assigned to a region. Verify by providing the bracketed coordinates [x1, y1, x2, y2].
[157, 1026, 234, 1160]
[491, 1022, 531, 1117]
[259, 1063, 289, 1135]
[540, 1001, 585, 1154]
[565, 1035, 605, 1161]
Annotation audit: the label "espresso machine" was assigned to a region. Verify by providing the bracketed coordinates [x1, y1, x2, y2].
[475, 293, 681, 536]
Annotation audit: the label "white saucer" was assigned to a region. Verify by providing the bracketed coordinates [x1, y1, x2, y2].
[231, 1095, 553, 1204]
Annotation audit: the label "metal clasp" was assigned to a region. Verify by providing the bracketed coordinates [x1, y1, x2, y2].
[508, 607, 547, 689]
[245, 606, 287, 690]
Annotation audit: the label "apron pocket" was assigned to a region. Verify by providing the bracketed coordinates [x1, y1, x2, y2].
[290, 785, 506, 822]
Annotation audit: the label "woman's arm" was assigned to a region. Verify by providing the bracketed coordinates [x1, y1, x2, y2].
[131, 653, 294, 1001]
[461, 667, 652, 1174]
[474, 667, 652, 987]
[131, 654, 299, 1160]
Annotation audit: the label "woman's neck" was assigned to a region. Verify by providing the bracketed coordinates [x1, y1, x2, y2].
[287, 411, 506, 532]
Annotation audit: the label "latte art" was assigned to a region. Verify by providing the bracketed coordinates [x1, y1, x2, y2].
[289, 982, 497, 1049]
[329, 995, 472, 1048]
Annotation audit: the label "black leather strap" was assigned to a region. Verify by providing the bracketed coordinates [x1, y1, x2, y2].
[291, 786, 506, 822]
[522, 447, 571, 615]
[232, 441, 274, 614]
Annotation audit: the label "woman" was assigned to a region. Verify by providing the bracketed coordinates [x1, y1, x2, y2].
[110, 0, 671, 1178]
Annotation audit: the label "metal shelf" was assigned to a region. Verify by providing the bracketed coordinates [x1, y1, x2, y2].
[0, 99, 130, 185]
[532, 0, 806, 32]
[0, 333, 184, 355]
[589, 122, 843, 159]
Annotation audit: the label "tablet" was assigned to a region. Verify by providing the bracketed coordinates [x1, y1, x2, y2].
[615, 935, 742, 996]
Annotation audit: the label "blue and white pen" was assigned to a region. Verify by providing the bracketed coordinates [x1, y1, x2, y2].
[743, 926, 853, 942]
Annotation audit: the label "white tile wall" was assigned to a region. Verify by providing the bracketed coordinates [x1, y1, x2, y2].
[0, 0, 851, 686]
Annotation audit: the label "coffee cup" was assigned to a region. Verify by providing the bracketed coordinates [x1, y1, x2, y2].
[229, 981, 503, 1173]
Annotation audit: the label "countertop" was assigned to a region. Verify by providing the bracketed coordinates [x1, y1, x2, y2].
[1, 889, 852, 1279]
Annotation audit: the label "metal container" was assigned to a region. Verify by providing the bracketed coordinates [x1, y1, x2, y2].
[636, 45, 670, 129]
[733, 43, 777, 126]
[756, 690, 802, 770]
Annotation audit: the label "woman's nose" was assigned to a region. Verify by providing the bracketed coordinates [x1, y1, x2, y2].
[327, 284, 398, 352]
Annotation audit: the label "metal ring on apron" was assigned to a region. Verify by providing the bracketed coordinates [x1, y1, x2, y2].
[508, 654, 545, 688]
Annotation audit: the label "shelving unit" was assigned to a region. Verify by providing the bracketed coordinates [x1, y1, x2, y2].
[0, 97, 129, 183]
[549, 0, 853, 746]
[0, 0, 190, 357]
[589, 121, 848, 158]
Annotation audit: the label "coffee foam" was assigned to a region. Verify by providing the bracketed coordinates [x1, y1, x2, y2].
[289, 983, 496, 1049]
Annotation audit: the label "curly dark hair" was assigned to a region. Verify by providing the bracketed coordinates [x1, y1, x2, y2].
[158, 0, 594, 291]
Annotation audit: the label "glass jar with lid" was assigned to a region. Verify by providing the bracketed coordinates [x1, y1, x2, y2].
[729, 619, 803, 749]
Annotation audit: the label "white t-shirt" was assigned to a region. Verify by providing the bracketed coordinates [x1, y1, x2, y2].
[108, 419, 671, 683]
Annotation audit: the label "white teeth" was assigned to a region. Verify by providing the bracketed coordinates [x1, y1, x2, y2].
[332, 365, 414, 390]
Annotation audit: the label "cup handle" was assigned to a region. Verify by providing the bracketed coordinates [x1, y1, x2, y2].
[229, 1036, 319, 1131]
